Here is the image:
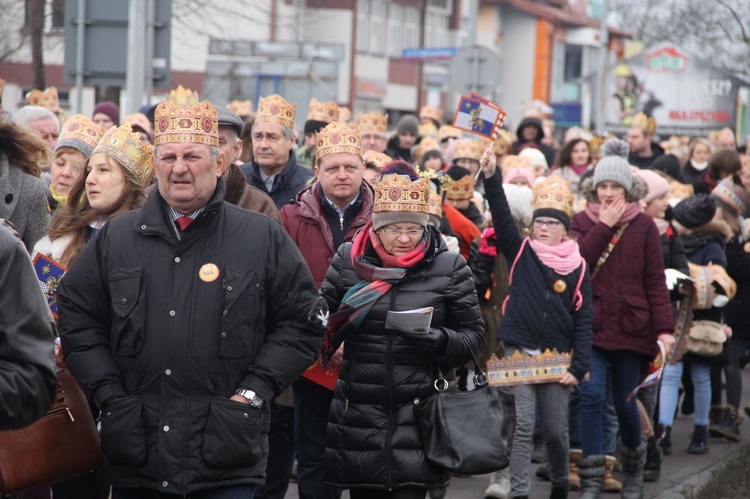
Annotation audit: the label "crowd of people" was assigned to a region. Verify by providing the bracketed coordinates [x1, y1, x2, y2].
[1, 80, 750, 499]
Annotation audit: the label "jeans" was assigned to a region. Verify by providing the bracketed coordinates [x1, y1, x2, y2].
[507, 347, 570, 496]
[113, 484, 258, 499]
[723, 337, 745, 408]
[659, 361, 711, 426]
[580, 348, 645, 456]
[256, 400, 295, 499]
[293, 378, 341, 499]
[603, 371, 619, 455]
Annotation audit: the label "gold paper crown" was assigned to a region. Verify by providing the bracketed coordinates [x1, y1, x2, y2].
[454, 139, 485, 161]
[256, 94, 296, 129]
[414, 136, 440, 165]
[338, 106, 352, 123]
[689, 262, 737, 310]
[418, 122, 438, 138]
[419, 105, 443, 124]
[154, 100, 218, 147]
[307, 98, 339, 123]
[26, 87, 60, 111]
[56, 114, 105, 154]
[444, 173, 475, 201]
[166, 85, 199, 108]
[486, 349, 573, 387]
[500, 154, 532, 175]
[632, 112, 657, 135]
[316, 121, 361, 161]
[438, 124, 462, 141]
[357, 111, 388, 133]
[428, 190, 443, 218]
[363, 150, 392, 171]
[228, 100, 254, 117]
[668, 180, 694, 201]
[533, 175, 575, 215]
[93, 124, 154, 186]
[374, 174, 430, 214]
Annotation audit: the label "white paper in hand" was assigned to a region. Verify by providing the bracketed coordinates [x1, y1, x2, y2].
[385, 307, 434, 334]
[665, 268, 692, 291]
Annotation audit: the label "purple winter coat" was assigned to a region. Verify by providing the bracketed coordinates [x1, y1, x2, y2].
[570, 211, 674, 357]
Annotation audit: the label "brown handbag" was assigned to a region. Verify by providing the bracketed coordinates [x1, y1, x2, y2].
[0, 369, 104, 494]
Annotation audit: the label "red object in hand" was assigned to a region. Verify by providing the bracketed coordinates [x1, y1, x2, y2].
[479, 227, 497, 258]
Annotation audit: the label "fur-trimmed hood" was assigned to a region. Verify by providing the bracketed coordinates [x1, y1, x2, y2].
[579, 174, 648, 204]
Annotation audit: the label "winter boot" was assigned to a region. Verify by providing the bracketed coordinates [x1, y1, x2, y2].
[603, 455, 622, 493]
[485, 467, 511, 499]
[643, 436, 662, 482]
[550, 482, 569, 499]
[535, 464, 550, 481]
[576, 454, 605, 499]
[620, 440, 647, 499]
[687, 424, 708, 454]
[569, 449, 582, 491]
[712, 406, 741, 442]
[655, 424, 672, 455]
[708, 406, 727, 437]
[532, 427, 548, 463]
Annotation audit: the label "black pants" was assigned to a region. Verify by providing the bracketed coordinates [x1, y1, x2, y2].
[256, 400, 295, 499]
[349, 488, 428, 499]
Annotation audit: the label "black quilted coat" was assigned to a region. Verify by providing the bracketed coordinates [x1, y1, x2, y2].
[319, 226, 485, 492]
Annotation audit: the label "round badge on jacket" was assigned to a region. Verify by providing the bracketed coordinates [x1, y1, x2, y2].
[553, 279, 567, 293]
[199, 263, 220, 282]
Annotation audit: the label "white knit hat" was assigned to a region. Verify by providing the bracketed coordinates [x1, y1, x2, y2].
[503, 184, 533, 227]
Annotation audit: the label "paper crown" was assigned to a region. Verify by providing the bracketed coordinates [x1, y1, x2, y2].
[256, 94, 296, 128]
[55, 114, 105, 157]
[357, 111, 388, 133]
[532, 175, 575, 215]
[418, 122, 438, 138]
[428, 190, 443, 218]
[632, 112, 657, 135]
[689, 262, 737, 310]
[420, 105, 443, 124]
[374, 174, 430, 214]
[228, 100, 254, 117]
[166, 85, 199, 108]
[414, 136, 439, 165]
[444, 173, 475, 201]
[307, 98, 339, 123]
[363, 150, 392, 170]
[316, 121, 361, 161]
[338, 106, 352, 123]
[669, 180, 694, 202]
[454, 138, 485, 161]
[26, 87, 60, 111]
[154, 100, 218, 147]
[438, 124, 462, 141]
[123, 113, 153, 138]
[93, 124, 154, 186]
[712, 179, 750, 216]
[500, 154, 532, 175]
[487, 349, 573, 387]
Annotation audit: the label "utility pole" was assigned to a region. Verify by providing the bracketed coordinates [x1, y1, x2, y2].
[125, 0, 147, 114]
[73, 0, 86, 113]
[594, 0, 609, 135]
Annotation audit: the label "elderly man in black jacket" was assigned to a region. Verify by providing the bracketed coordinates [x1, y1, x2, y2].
[57, 99, 326, 498]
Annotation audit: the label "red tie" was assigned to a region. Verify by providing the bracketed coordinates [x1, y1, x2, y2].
[175, 216, 193, 231]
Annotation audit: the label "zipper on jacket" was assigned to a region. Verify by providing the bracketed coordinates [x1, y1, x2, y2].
[339, 216, 344, 231]
[44, 405, 74, 422]
[384, 287, 398, 492]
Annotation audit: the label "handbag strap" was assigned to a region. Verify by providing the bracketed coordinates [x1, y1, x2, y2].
[590, 223, 628, 279]
[434, 349, 487, 392]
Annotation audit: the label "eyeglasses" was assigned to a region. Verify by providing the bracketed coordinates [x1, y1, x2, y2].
[533, 219, 563, 229]
[380, 227, 424, 238]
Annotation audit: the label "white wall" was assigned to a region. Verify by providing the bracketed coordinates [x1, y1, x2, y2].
[300, 8, 353, 105]
[498, 6, 537, 130]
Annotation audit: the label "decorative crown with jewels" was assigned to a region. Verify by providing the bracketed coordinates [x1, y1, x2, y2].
[357, 111, 388, 133]
[26, 87, 60, 111]
[316, 121, 361, 161]
[428, 190, 443, 218]
[419, 105, 443, 124]
[363, 150, 392, 171]
[307, 98, 339, 123]
[154, 100, 218, 147]
[486, 349, 573, 387]
[55, 114, 105, 157]
[228, 100, 254, 118]
[444, 173, 475, 201]
[93, 123, 154, 186]
[256, 94, 296, 129]
[374, 174, 430, 214]
[632, 112, 657, 135]
[454, 138, 485, 161]
[166, 85, 200, 108]
[533, 175, 575, 215]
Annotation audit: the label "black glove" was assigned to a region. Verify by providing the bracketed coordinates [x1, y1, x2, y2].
[400, 327, 448, 357]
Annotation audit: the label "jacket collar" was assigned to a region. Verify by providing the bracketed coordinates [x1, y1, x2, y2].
[249, 152, 300, 184]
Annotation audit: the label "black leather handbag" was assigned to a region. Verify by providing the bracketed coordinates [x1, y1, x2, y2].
[413, 351, 516, 475]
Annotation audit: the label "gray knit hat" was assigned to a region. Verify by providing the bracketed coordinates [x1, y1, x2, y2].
[396, 114, 420, 136]
[593, 138, 633, 192]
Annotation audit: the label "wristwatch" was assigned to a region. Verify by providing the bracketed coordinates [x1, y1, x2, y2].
[235, 388, 264, 408]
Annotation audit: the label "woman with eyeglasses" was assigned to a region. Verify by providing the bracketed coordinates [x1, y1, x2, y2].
[481, 147, 592, 499]
[319, 161, 484, 499]
[569, 139, 675, 499]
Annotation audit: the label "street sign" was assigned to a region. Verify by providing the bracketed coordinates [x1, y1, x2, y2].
[449, 45, 502, 96]
[63, 0, 171, 87]
[402, 47, 458, 62]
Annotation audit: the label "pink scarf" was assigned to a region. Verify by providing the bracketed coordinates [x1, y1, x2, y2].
[584, 202, 641, 226]
[528, 238, 584, 276]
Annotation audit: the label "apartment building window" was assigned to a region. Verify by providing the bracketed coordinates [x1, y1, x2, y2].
[425, 11, 449, 47]
[51, 0, 64, 29]
[369, 1, 386, 55]
[388, 3, 403, 58]
[403, 6, 420, 50]
[357, 0, 369, 52]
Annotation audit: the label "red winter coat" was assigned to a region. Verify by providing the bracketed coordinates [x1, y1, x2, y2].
[570, 211, 674, 357]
